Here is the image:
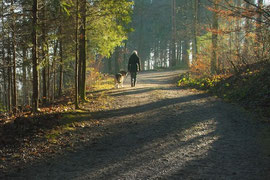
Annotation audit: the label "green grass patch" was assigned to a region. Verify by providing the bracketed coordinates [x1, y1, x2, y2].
[91, 77, 115, 91]
[44, 113, 93, 144]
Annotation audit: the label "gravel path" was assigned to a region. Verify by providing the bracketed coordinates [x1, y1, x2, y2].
[4, 70, 270, 179]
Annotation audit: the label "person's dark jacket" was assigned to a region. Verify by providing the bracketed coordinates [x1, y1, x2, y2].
[128, 53, 141, 72]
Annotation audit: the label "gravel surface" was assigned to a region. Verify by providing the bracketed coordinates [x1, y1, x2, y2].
[3, 70, 270, 180]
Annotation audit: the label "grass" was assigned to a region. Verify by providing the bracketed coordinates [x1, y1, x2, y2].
[178, 62, 270, 119]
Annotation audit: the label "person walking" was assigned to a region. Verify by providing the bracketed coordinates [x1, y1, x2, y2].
[128, 50, 141, 87]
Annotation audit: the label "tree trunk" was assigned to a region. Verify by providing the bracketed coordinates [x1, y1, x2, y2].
[211, 0, 218, 74]
[256, 0, 263, 58]
[58, 9, 63, 97]
[235, 0, 241, 66]
[47, 45, 50, 102]
[41, 3, 47, 104]
[256, 0, 263, 42]
[1, 0, 7, 111]
[32, 0, 39, 112]
[177, 41, 182, 64]
[243, 1, 252, 64]
[52, 40, 58, 101]
[7, 36, 12, 113]
[171, 0, 176, 67]
[192, 0, 198, 63]
[11, 0, 17, 113]
[74, 0, 79, 109]
[182, 39, 190, 68]
[42, 67, 46, 104]
[59, 35, 63, 97]
[78, 0, 86, 101]
[2, 45, 7, 111]
[22, 46, 28, 105]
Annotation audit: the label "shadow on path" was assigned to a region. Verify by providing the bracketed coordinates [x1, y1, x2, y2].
[2, 70, 270, 179]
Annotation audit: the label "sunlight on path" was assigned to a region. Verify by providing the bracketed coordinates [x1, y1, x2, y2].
[77, 119, 219, 179]
[3, 70, 269, 180]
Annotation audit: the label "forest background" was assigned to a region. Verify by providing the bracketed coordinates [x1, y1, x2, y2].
[0, 0, 269, 117]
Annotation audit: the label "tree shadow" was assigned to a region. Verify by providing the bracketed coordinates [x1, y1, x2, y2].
[4, 94, 270, 179]
[106, 86, 180, 97]
[2, 92, 215, 178]
[87, 93, 210, 121]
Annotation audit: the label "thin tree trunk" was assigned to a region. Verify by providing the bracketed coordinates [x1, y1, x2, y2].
[182, 39, 190, 68]
[47, 44, 50, 102]
[192, 0, 198, 63]
[256, 0, 263, 58]
[7, 37, 12, 113]
[211, 0, 218, 74]
[42, 67, 46, 103]
[58, 9, 63, 97]
[171, 0, 176, 67]
[177, 40, 182, 64]
[22, 7, 28, 106]
[74, 0, 79, 109]
[138, 3, 144, 71]
[42, 2, 47, 104]
[58, 34, 63, 97]
[1, 0, 7, 111]
[32, 0, 39, 112]
[27, 66, 32, 105]
[235, 0, 241, 66]
[11, 0, 17, 113]
[79, 0, 86, 101]
[52, 40, 58, 101]
[243, 0, 253, 63]
[256, 0, 263, 43]
[2, 49, 7, 111]
[22, 46, 27, 105]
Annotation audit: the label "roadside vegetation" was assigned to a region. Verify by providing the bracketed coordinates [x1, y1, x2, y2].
[177, 1, 270, 120]
[178, 61, 270, 119]
[0, 68, 114, 172]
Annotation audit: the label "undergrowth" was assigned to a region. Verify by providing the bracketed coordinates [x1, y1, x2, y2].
[178, 62, 270, 119]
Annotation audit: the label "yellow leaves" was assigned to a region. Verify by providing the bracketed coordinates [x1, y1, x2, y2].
[63, 126, 76, 131]
[12, 153, 20, 158]
[48, 138, 58, 144]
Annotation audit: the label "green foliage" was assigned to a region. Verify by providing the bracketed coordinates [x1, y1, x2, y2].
[178, 73, 221, 90]
[178, 62, 270, 118]
[86, 0, 133, 57]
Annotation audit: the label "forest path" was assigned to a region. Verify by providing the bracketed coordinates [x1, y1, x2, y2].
[9, 70, 270, 179]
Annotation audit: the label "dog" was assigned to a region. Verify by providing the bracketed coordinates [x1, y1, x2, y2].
[115, 70, 128, 88]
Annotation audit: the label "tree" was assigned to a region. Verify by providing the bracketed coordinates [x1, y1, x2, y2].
[11, 0, 17, 113]
[192, 0, 199, 62]
[171, 0, 176, 67]
[78, 0, 86, 101]
[32, 0, 39, 112]
[211, 0, 219, 74]
[74, 0, 79, 109]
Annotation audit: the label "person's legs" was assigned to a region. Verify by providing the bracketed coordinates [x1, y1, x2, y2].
[133, 72, 137, 86]
[130, 72, 135, 87]
[130, 72, 137, 87]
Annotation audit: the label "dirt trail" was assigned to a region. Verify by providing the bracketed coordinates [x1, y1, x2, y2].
[4, 70, 270, 179]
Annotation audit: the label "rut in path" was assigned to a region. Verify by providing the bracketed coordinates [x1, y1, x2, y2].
[4, 70, 270, 179]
